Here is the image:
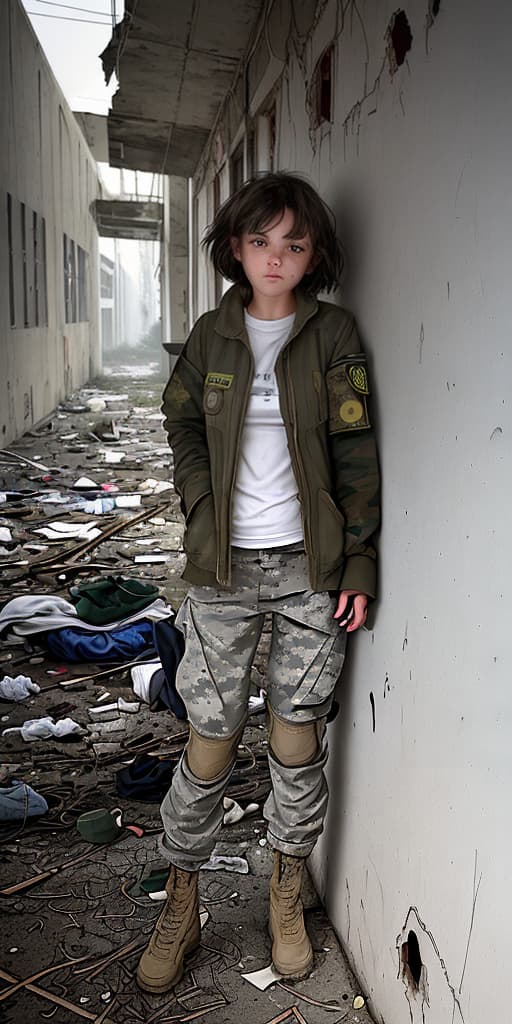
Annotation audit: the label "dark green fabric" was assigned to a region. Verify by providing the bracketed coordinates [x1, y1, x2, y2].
[162, 285, 380, 597]
[70, 576, 159, 625]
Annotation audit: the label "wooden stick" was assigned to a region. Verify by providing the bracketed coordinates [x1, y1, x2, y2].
[0, 966, 96, 1020]
[0, 954, 89, 1002]
[0, 843, 115, 897]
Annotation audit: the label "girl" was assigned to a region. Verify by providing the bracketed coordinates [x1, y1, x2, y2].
[137, 172, 380, 994]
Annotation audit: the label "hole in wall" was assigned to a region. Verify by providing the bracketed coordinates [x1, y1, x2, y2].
[431, 0, 440, 16]
[308, 45, 334, 130]
[386, 10, 413, 74]
[402, 929, 423, 988]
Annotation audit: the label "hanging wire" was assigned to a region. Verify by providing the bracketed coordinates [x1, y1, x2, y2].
[27, 1, 113, 16]
[26, 11, 113, 25]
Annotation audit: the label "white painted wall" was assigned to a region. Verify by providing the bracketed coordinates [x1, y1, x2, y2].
[0, 0, 100, 444]
[191, 1, 512, 1020]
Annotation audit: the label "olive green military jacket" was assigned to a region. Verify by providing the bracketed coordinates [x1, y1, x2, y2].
[162, 285, 380, 597]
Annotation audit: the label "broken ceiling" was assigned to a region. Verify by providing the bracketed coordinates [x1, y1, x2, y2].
[101, 0, 265, 177]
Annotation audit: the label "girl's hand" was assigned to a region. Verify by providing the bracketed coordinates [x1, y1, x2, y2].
[334, 590, 368, 632]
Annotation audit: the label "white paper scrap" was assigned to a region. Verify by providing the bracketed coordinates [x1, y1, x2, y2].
[103, 450, 126, 464]
[201, 854, 249, 874]
[241, 964, 283, 990]
[133, 554, 169, 564]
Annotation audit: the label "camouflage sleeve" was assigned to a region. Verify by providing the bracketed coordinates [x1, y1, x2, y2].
[161, 320, 211, 518]
[327, 318, 381, 598]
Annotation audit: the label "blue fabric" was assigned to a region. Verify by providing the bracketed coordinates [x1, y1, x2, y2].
[152, 618, 187, 719]
[45, 621, 155, 662]
[0, 781, 48, 821]
[116, 754, 175, 803]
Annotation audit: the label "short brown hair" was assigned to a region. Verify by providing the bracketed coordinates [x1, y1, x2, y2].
[203, 171, 343, 299]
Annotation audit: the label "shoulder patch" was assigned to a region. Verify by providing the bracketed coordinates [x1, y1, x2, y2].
[326, 356, 371, 433]
[205, 372, 233, 389]
[347, 363, 369, 395]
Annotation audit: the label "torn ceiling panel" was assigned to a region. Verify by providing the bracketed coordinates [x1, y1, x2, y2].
[94, 199, 163, 240]
[108, 116, 209, 177]
[103, 0, 265, 177]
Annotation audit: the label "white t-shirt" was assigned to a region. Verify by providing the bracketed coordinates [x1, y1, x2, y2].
[231, 310, 304, 547]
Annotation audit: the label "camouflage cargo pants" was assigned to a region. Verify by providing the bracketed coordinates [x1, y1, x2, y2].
[160, 544, 346, 868]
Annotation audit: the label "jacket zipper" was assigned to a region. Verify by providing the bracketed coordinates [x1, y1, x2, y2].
[283, 351, 313, 560]
[218, 341, 254, 586]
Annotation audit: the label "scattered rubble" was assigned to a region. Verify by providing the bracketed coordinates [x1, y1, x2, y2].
[0, 371, 371, 1024]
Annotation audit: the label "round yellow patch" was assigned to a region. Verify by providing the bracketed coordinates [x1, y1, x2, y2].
[340, 399, 363, 423]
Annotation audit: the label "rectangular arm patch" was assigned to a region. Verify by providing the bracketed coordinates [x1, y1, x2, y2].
[326, 357, 371, 433]
[205, 372, 233, 389]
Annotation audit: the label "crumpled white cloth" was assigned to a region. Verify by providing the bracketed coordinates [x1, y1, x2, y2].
[33, 521, 101, 541]
[2, 716, 82, 741]
[131, 659, 162, 703]
[0, 675, 41, 702]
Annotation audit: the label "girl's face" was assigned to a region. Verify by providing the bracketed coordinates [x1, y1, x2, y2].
[231, 207, 317, 314]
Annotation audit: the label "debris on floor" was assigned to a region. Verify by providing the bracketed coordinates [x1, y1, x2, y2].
[0, 371, 373, 1023]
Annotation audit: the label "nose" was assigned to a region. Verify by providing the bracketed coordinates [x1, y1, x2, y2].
[268, 251, 281, 266]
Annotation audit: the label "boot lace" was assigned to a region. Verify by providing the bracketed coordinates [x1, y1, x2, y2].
[275, 862, 303, 936]
[157, 873, 195, 940]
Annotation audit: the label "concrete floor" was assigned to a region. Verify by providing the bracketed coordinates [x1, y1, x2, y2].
[0, 367, 374, 1024]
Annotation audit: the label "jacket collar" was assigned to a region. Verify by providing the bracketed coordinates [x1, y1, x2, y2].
[213, 284, 318, 341]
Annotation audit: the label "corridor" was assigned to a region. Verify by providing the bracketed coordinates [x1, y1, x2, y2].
[0, 371, 372, 1024]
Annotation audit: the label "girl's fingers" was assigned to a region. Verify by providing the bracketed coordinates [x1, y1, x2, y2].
[346, 595, 368, 632]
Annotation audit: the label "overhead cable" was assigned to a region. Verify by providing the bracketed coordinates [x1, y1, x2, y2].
[26, 11, 113, 25]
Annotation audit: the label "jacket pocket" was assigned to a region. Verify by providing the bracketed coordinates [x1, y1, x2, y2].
[184, 491, 217, 570]
[317, 489, 345, 572]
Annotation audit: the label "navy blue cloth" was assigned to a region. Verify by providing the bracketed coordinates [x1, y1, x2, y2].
[116, 754, 175, 803]
[44, 621, 155, 662]
[152, 619, 187, 719]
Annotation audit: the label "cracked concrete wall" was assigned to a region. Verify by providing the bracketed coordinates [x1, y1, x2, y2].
[0, 0, 101, 445]
[191, 1, 511, 1021]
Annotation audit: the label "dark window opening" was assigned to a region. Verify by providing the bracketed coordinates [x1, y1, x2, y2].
[231, 142, 244, 194]
[213, 175, 223, 307]
[7, 194, 15, 327]
[39, 216, 48, 326]
[33, 210, 39, 327]
[77, 246, 89, 322]
[247, 128, 256, 177]
[21, 202, 28, 327]
[7, 196, 47, 328]
[64, 234, 89, 324]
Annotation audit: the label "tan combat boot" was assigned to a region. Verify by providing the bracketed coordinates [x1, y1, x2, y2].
[136, 865, 201, 994]
[269, 851, 314, 980]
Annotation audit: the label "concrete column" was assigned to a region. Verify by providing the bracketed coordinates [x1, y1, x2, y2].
[161, 175, 189, 375]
